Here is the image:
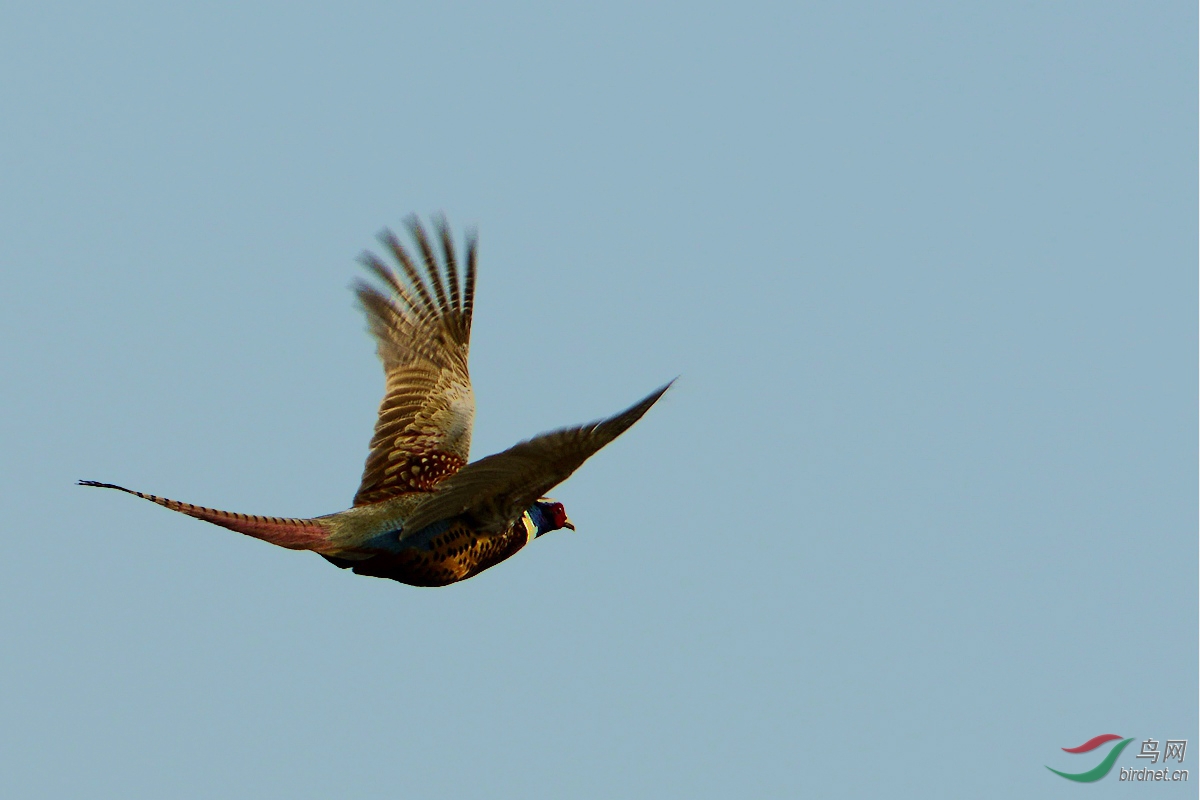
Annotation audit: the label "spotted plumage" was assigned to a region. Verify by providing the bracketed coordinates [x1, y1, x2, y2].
[81, 216, 670, 587]
[323, 506, 550, 587]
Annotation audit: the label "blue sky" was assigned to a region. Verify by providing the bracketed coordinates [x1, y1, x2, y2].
[1, 2, 1195, 797]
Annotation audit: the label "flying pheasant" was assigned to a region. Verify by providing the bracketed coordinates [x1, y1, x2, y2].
[81, 217, 670, 587]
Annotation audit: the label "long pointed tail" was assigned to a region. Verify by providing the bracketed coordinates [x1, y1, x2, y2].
[78, 480, 334, 552]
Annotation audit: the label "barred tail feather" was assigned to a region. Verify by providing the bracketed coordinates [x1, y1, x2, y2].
[78, 480, 334, 553]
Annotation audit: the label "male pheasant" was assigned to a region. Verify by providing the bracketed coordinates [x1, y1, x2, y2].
[81, 217, 670, 587]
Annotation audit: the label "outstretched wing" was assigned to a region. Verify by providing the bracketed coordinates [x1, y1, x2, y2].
[398, 382, 672, 536]
[353, 216, 477, 507]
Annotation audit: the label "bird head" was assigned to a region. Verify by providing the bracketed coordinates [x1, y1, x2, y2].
[532, 498, 575, 536]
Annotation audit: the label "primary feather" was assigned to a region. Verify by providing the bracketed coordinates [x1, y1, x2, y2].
[81, 216, 670, 587]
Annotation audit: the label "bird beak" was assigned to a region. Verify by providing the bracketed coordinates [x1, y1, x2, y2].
[564, 517, 576, 531]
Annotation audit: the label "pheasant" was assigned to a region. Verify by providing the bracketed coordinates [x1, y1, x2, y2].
[81, 217, 670, 587]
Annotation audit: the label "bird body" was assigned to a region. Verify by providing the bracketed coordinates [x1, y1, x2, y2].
[82, 217, 669, 587]
[322, 508, 549, 587]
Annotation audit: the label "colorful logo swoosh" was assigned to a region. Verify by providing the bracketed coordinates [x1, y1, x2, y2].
[1047, 736, 1134, 782]
[1062, 734, 1123, 753]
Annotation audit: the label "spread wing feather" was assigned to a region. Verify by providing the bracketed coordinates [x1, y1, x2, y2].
[353, 216, 476, 506]
[399, 382, 672, 536]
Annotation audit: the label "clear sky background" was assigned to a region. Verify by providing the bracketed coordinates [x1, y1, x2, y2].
[1, 3, 1194, 798]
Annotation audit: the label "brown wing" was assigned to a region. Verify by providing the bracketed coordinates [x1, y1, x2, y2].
[352, 216, 477, 506]
[398, 382, 672, 536]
